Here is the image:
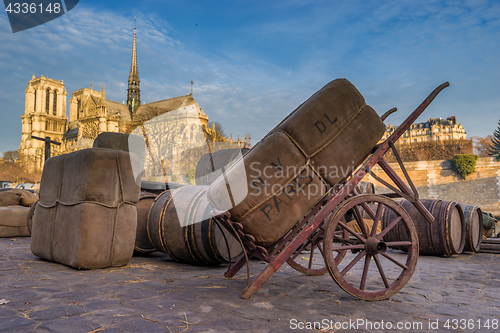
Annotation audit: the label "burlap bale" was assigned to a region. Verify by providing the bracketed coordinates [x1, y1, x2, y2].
[0, 189, 38, 207]
[30, 148, 141, 269]
[346, 218, 382, 235]
[93, 132, 145, 156]
[0, 206, 31, 237]
[208, 79, 385, 246]
[195, 148, 250, 185]
[271, 78, 386, 186]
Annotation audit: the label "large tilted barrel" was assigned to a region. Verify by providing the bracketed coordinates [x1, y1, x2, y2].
[148, 186, 243, 265]
[207, 79, 386, 246]
[134, 192, 158, 254]
[382, 199, 465, 256]
[195, 148, 250, 185]
[459, 204, 483, 253]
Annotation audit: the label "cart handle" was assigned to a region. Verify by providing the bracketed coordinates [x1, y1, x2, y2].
[387, 82, 450, 144]
[381, 107, 397, 121]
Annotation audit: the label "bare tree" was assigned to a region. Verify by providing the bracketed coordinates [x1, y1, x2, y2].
[208, 121, 227, 140]
[130, 107, 212, 181]
[2, 150, 18, 163]
[472, 135, 493, 157]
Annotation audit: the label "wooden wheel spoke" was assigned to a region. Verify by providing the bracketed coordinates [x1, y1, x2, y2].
[317, 241, 325, 257]
[323, 194, 419, 300]
[371, 203, 383, 238]
[381, 252, 408, 270]
[374, 255, 390, 288]
[332, 233, 355, 245]
[332, 230, 344, 236]
[340, 250, 366, 276]
[360, 254, 371, 290]
[330, 244, 365, 252]
[308, 244, 315, 269]
[353, 205, 370, 238]
[359, 201, 376, 220]
[338, 221, 366, 243]
[291, 238, 313, 260]
[377, 216, 402, 239]
[385, 241, 412, 247]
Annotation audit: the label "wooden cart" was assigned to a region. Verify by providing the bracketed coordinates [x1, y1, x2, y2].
[212, 82, 449, 301]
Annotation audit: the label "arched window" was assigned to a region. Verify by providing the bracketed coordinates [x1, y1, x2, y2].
[53, 91, 57, 115]
[34, 90, 37, 111]
[46, 89, 50, 113]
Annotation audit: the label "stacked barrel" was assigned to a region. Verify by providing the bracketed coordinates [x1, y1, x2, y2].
[146, 186, 243, 265]
[134, 185, 244, 265]
[381, 199, 483, 256]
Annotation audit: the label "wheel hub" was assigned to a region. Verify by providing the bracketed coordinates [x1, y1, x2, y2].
[365, 237, 387, 255]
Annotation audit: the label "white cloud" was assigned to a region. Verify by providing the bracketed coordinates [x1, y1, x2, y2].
[1, 0, 500, 155]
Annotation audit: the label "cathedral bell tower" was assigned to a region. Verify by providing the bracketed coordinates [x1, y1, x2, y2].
[19, 75, 68, 171]
[127, 25, 140, 116]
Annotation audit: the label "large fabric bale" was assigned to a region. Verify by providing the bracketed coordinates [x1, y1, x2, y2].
[0, 206, 31, 237]
[30, 148, 141, 269]
[0, 189, 38, 207]
[195, 148, 250, 185]
[208, 79, 385, 246]
[93, 132, 145, 156]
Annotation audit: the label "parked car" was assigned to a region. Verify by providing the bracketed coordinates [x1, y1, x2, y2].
[0, 181, 12, 188]
[15, 183, 35, 190]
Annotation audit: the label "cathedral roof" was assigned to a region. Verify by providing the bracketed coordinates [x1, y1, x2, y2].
[105, 100, 132, 121]
[132, 94, 207, 123]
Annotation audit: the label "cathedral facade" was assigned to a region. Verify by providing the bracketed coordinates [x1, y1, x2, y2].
[18, 27, 244, 174]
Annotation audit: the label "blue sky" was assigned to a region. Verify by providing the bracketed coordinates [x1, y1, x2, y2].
[1, 0, 499, 155]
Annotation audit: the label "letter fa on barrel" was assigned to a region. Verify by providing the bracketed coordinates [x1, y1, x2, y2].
[314, 114, 337, 136]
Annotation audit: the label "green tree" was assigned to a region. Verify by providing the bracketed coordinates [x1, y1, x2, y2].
[186, 168, 196, 185]
[450, 154, 479, 180]
[487, 120, 500, 156]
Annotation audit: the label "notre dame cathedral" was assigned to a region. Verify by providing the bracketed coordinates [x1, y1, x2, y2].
[19, 27, 248, 174]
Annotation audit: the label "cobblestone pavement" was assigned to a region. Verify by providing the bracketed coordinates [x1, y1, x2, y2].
[0, 237, 499, 333]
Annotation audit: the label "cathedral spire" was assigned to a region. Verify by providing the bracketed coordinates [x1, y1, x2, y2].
[127, 21, 140, 115]
[101, 82, 106, 106]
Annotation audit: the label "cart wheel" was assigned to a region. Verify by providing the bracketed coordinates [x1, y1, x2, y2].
[323, 195, 418, 301]
[287, 215, 348, 276]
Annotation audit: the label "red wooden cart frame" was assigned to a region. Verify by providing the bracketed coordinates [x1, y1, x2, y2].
[212, 82, 449, 301]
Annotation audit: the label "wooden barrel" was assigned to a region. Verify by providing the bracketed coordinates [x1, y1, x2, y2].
[382, 199, 465, 256]
[195, 148, 250, 185]
[147, 186, 243, 265]
[356, 181, 375, 194]
[134, 192, 158, 254]
[459, 204, 483, 253]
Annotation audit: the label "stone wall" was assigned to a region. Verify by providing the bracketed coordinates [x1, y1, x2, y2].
[366, 157, 500, 216]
